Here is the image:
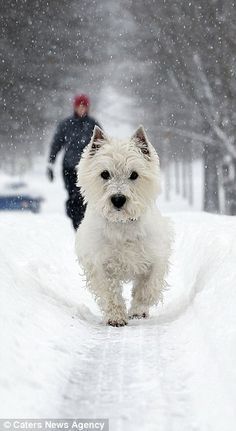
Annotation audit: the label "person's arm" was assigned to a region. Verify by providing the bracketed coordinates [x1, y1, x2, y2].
[47, 121, 66, 181]
[49, 121, 66, 164]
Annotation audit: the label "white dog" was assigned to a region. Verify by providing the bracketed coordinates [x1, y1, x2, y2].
[75, 125, 173, 326]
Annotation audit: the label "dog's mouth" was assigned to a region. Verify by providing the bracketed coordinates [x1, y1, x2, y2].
[118, 218, 138, 223]
[105, 207, 138, 223]
[101, 196, 140, 223]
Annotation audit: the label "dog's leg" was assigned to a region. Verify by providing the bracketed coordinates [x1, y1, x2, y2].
[129, 265, 165, 319]
[103, 284, 128, 327]
[129, 273, 151, 319]
[88, 270, 128, 327]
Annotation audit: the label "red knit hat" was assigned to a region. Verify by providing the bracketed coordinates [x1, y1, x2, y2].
[73, 94, 90, 108]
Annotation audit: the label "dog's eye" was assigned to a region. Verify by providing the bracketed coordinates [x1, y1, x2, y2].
[129, 171, 139, 180]
[101, 170, 110, 180]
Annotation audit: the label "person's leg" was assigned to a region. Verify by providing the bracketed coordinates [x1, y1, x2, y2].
[63, 168, 75, 226]
[70, 186, 86, 229]
[63, 168, 86, 229]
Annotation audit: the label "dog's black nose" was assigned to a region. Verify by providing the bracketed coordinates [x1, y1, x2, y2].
[111, 194, 126, 209]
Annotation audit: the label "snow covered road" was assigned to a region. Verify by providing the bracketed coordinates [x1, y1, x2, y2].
[1, 212, 236, 431]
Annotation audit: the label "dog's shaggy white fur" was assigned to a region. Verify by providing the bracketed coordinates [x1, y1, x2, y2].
[75, 126, 173, 326]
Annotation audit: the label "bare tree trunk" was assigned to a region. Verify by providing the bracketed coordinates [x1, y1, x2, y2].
[222, 157, 236, 215]
[174, 160, 180, 194]
[163, 136, 171, 201]
[164, 162, 171, 201]
[203, 144, 220, 213]
[188, 160, 193, 206]
[182, 159, 187, 199]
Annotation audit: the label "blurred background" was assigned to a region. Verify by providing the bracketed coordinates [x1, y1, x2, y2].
[1, 0, 236, 216]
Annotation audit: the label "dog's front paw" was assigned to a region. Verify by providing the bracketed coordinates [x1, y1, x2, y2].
[128, 305, 149, 320]
[107, 317, 128, 327]
[129, 312, 149, 320]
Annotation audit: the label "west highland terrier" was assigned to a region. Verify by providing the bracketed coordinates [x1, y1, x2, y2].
[75, 125, 173, 326]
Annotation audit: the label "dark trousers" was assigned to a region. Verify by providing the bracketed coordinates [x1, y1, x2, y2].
[63, 167, 86, 230]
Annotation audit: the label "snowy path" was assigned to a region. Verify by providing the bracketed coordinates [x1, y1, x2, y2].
[1, 212, 236, 431]
[62, 318, 195, 431]
[62, 313, 235, 431]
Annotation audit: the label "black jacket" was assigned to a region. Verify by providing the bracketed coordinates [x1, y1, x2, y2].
[49, 113, 100, 168]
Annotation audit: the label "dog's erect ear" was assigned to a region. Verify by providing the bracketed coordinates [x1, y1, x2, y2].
[131, 125, 150, 159]
[89, 126, 107, 156]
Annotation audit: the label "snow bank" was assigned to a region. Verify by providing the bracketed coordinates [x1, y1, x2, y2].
[0, 213, 96, 416]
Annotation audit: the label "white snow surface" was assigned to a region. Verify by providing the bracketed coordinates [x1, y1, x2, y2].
[1, 187, 236, 430]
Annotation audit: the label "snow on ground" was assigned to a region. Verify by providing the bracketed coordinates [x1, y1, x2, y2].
[1, 163, 236, 430]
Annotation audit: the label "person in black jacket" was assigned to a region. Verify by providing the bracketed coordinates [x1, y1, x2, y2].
[47, 94, 101, 229]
